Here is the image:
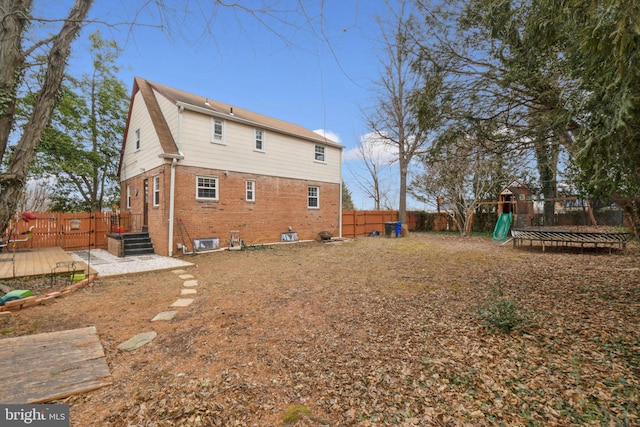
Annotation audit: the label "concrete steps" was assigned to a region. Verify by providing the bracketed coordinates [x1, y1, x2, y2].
[122, 232, 154, 256]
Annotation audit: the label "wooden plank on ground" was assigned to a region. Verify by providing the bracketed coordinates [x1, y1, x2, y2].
[0, 326, 112, 403]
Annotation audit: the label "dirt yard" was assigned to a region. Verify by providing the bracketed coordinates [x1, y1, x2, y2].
[1, 233, 639, 426]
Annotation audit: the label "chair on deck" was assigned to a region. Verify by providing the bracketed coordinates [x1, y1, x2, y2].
[0, 226, 35, 251]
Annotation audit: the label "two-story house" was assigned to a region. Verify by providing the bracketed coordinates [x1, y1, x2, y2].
[118, 77, 343, 256]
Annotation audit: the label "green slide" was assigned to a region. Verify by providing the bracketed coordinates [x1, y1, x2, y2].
[492, 212, 513, 242]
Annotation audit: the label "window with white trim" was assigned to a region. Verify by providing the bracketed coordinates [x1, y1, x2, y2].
[308, 186, 319, 208]
[246, 180, 255, 202]
[254, 129, 265, 151]
[153, 175, 160, 206]
[126, 185, 131, 209]
[314, 145, 325, 162]
[135, 128, 141, 150]
[211, 119, 225, 144]
[196, 176, 219, 200]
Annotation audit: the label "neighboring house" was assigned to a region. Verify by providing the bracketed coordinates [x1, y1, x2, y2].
[118, 77, 343, 256]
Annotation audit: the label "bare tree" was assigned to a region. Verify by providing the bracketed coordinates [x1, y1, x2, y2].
[346, 132, 395, 210]
[17, 178, 53, 212]
[365, 0, 441, 223]
[410, 138, 512, 236]
[0, 0, 319, 232]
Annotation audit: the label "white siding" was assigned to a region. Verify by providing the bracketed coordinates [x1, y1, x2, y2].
[120, 91, 165, 181]
[178, 110, 342, 184]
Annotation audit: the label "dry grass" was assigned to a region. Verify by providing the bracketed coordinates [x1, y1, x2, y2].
[1, 233, 638, 426]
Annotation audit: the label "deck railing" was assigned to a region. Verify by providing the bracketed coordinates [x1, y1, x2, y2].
[1, 212, 142, 251]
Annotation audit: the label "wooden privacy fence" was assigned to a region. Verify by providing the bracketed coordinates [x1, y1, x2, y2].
[2, 212, 137, 251]
[341, 210, 458, 238]
[6, 210, 454, 251]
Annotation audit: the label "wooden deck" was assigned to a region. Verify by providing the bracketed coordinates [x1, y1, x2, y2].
[0, 326, 112, 403]
[0, 247, 95, 280]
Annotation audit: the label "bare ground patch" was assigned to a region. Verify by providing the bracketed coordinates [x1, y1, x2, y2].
[1, 233, 638, 426]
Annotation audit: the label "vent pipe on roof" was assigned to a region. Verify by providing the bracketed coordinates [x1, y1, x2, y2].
[205, 98, 210, 106]
[229, 107, 234, 115]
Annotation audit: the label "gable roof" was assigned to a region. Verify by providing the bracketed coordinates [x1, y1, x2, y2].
[500, 179, 531, 195]
[119, 77, 343, 175]
[118, 77, 182, 175]
[141, 76, 341, 147]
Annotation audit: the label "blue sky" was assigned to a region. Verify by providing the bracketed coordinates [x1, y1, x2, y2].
[42, 0, 422, 210]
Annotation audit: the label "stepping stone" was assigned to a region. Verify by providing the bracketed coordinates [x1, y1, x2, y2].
[180, 288, 197, 295]
[172, 269, 187, 275]
[170, 298, 194, 307]
[179, 274, 195, 280]
[151, 311, 179, 321]
[118, 331, 157, 351]
[183, 280, 198, 288]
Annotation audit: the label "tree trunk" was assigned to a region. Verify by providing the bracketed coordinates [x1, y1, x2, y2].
[611, 194, 640, 240]
[399, 163, 408, 223]
[0, 0, 94, 232]
[535, 140, 558, 226]
[0, 0, 32, 158]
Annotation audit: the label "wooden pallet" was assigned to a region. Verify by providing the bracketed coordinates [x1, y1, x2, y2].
[0, 326, 112, 403]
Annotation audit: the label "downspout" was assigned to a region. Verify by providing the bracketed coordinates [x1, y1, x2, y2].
[168, 106, 185, 256]
[339, 149, 343, 238]
[168, 158, 177, 256]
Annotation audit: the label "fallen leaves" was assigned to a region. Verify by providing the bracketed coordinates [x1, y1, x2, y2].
[2, 234, 639, 426]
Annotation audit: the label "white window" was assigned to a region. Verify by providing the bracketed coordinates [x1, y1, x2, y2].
[196, 176, 219, 200]
[314, 145, 325, 162]
[254, 129, 265, 151]
[135, 128, 141, 150]
[153, 176, 160, 206]
[308, 186, 319, 208]
[246, 180, 255, 201]
[211, 119, 225, 144]
[126, 185, 131, 209]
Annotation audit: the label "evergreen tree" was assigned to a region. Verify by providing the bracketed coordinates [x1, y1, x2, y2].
[342, 181, 355, 210]
[38, 31, 127, 212]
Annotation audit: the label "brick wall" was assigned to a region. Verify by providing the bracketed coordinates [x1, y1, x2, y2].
[123, 164, 341, 255]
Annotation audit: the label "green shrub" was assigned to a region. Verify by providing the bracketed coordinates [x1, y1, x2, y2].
[282, 405, 311, 424]
[476, 286, 530, 334]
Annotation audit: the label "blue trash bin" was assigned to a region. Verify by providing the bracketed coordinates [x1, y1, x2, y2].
[395, 222, 402, 237]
